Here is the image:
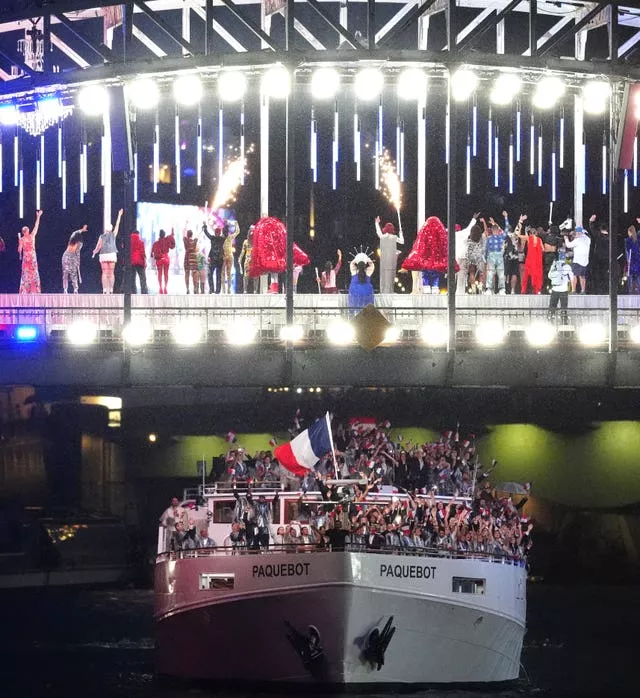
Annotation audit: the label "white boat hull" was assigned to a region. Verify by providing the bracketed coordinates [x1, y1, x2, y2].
[155, 551, 526, 685]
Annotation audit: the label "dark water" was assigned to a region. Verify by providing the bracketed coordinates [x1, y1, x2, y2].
[0, 584, 636, 697]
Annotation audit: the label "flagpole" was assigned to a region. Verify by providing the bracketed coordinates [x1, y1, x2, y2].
[325, 412, 340, 479]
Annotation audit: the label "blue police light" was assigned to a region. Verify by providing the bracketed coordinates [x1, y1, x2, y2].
[15, 325, 38, 341]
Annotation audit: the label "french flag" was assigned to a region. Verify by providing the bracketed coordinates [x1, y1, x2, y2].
[274, 413, 333, 477]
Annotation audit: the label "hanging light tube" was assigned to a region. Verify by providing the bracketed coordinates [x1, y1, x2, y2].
[197, 106, 203, 187]
[354, 112, 361, 181]
[133, 150, 139, 202]
[100, 129, 105, 188]
[0, 132, 3, 194]
[218, 105, 224, 185]
[175, 106, 181, 195]
[40, 134, 45, 185]
[559, 111, 565, 169]
[602, 134, 607, 196]
[19, 165, 23, 219]
[240, 104, 245, 185]
[332, 100, 339, 190]
[61, 125, 66, 210]
[494, 133, 499, 188]
[36, 159, 41, 210]
[400, 122, 405, 183]
[515, 106, 521, 162]
[378, 97, 383, 156]
[509, 133, 514, 194]
[57, 123, 62, 178]
[466, 137, 471, 195]
[14, 133, 18, 187]
[537, 130, 543, 187]
[582, 140, 587, 195]
[310, 114, 317, 183]
[551, 149, 557, 203]
[445, 104, 450, 165]
[153, 115, 159, 194]
[472, 100, 478, 157]
[530, 115, 535, 176]
[634, 135, 638, 188]
[82, 141, 88, 195]
[624, 169, 629, 213]
[375, 140, 380, 189]
[488, 107, 493, 169]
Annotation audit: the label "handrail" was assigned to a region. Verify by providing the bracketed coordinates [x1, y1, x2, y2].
[156, 542, 526, 567]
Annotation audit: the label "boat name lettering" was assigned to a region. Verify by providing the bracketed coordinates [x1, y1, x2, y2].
[379, 563, 437, 580]
[252, 562, 311, 579]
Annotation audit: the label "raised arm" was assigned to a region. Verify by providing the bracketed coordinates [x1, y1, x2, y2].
[374, 216, 383, 239]
[112, 209, 124, 237]
[32, 210, 43, 238]
[92, 235, 103, 258]
[397, 223, 404, 245]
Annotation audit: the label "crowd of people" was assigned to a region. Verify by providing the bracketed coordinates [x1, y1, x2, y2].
[5, 207, 637, 298]
[160, 417, 533, 562]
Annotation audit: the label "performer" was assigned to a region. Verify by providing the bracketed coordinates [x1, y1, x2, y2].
[238, 225, 256, 294]
[516, 215, 543, 294]
[375, 216, 403, 293]
[626, 225, 640, 294]
[401, 216, 449, 294]
[203, 223, 225, 294]
[151, 229, 175, 294]
[92, 208, 123, 294]
[455, 214, 479, 295]
[61, 224, 87, 294]
[196, 247, 208, 294]
[348, 253, 375, 311]
[18, 209, 43, 294]
[317, 250, 342, 293]
[222, 222, 241, 294]
[183, 229, 199, 294]
[129, 230, 148, 294]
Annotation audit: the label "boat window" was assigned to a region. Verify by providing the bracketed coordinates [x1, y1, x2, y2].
[212, 501, 235, 524]
[199, 573, 234, 591]
[452, 577, 485, 594]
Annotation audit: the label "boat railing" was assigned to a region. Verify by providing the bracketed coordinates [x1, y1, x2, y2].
[157, 543, 526, 567]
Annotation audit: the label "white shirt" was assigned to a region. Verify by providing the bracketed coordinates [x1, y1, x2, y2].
[564, 233, 591, 266]
[455, 217, 476, 260]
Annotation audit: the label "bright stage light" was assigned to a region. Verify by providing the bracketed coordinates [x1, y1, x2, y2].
[326, 319, 355, 345]
[383, 327, 400, 344]
[226, 319, 257, 346]
[37, 96, 62, 118]
[629, 325, 640, 344]
[490, 73, 522, 105]
[148, 433, 157, 443]
[218, 71, 247, 102]
[77, 84, 109, 116]
[451, 69, 478, 102]
[129, 78, 160, 110]
[262, 65, 291, 99]
[173, 74, 203, 106]
[354, 68, 383, 101]
[0, 104, 18, 125]
[582, 80, 609, 115]
[525, 322, 556, 347]
[66, 320, 97, 346]
[310, 67, 340, 100]
[475, 321, 505, 347]
[532, 76, 565, 109]
[420, 321, 448, 347]
[171, 321, 203, 346]
[15, 325, 38, 341]
[578, 323, 606, 346]
[280, 325, 304, 343]
[123, 321, 151, 347]
[397, 68, 427, 100]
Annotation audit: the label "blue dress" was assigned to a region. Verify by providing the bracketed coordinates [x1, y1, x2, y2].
[348, 273, 374, 310]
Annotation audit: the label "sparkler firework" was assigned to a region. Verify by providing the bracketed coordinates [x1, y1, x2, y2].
[379, 149, 402, 230]
[210, 156, 246, 210]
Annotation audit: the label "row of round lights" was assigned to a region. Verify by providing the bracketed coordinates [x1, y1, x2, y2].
[76, 67, 610, 117]
[452, 69, 609, 114]
[62, 319, 623, 348]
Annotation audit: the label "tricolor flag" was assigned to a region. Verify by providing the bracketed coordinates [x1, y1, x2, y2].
[349, 416, 377, 432]
[274, 413, 333, 477]
[226, 431, 237, 443]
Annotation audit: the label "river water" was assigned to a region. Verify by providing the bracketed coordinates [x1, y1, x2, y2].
[0, 584, 636, 697]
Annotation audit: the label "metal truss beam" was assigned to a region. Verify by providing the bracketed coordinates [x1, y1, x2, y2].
[132, 24, 168, 57]
[457, 0, 521, 52]
[132, 0, 196, 55]
[537, 3, 608, 57]
[185, 0, 247, 53]
[619, 27, 640, 58]
[54, 12, 114, 63]
[378, 0, 438, 49]
[306, 0, 361, 49]
[0, 46, 37, 78]
[375, 0, 417, 46]
[216, 0, 278, 51]
[50, 32, 92, 68]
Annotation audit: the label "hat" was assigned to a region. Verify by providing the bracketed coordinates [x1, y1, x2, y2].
[382, 222, 396, 235]
[575, 225, 584, 233]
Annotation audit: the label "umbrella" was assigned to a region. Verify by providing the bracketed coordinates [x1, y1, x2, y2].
[495, 482, 529, 495]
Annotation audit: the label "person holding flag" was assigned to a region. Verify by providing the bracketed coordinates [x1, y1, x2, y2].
[274, 412, 337, 479]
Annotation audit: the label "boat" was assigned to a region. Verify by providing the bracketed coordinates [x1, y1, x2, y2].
[154, 482, 527, 686]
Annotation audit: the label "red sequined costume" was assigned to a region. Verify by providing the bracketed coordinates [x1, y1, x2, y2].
[249, 217, 310, 283]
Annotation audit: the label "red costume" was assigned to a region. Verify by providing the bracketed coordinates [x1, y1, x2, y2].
[151, 233, 175, 294]
[402, 216, 449, 272]
[130, 232, 146, 267]
[521, 233, 543, 294]
[249, 217, 309, 277]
